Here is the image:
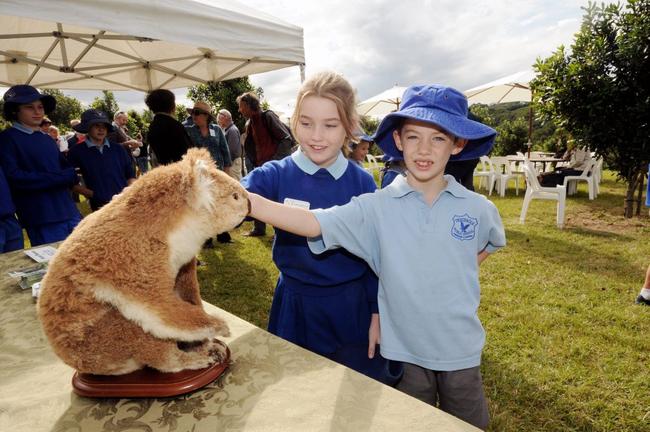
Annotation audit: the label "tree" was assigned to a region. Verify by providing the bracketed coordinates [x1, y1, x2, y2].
[42, 89, 83, 130]
[532, 0, 650, 217]
[187, 77, 262, 131]
[90, 90, 120, 121]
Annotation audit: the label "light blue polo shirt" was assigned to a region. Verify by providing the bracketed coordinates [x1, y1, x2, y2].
[308, 174, 506, 371]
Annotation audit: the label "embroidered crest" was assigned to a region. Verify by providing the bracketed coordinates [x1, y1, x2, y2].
[451, 213, 478, 241]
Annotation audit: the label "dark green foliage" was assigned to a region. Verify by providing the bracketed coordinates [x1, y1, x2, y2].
[187, 78, 262, 131]
[42, 89, 83, 131]
[89, 90, 120, 121]
[532, 0, 650, 217]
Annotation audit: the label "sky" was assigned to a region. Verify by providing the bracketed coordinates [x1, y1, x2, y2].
[64, 0, 595, 116]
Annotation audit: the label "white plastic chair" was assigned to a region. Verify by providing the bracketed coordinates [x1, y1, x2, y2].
[365, 154, 380, 174]
[490, 156, 520, 197]
[475, 156, 497, 195]
[520, 163, 567, 229]
[563, 158, 597, 200]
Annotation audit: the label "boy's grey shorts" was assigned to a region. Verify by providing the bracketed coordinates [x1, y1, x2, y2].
[396, 363, 489, 430]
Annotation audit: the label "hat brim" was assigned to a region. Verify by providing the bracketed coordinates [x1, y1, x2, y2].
[373, 108, 496, 161]
[8, 94, 56, 113]
[73, 119, 114, 134]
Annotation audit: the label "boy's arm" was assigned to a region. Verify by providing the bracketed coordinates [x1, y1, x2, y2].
[477, 249, 490, 265]
[249, 192, 321, 237]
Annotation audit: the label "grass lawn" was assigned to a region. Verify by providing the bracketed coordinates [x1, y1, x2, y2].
[77, 170, 650, 431]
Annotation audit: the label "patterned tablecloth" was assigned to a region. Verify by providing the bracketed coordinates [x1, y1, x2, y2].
[0, 246, 478, 432]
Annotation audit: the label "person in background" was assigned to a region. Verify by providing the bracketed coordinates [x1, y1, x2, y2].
[348, 134, 372, 167]
[67, 110, 135, 211]
[40, 117, 52, 133]
[217, 109, 243, 180]
[237, 91, 294, 236]
[110, 111, 143, 157]
[635, 163, 650, 306]
[241, 71, 396, 385]
[48, 125, 68, 153]
[539, 145, 591, 187]
[0, 165, 23, 252]
[67, 119, 85, 149]
[379, 155, 408, 188]
[185, 101, 232, 245]
[144, 89, 193, 166]
[0, 85, 81, 246]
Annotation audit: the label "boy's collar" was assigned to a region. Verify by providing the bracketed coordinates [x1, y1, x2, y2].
[12, 122, 44, 135]
[291, 148, 348, 179]
[387, 174, 470, 199]
[85, 138, 110, 149]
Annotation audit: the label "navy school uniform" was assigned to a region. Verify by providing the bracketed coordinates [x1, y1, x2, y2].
[0, 124, 81, 246]
[242, 151, 399, 384]
[0, 165, 23, 252]
[67, 139, 135, 211]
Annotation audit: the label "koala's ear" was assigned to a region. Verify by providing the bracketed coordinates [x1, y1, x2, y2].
[191, 158, 216, 210]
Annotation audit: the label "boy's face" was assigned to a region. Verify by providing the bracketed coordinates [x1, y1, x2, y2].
[393, 120, 466, 187]
[296, 95, 346, 168]
[88, 123, 108, 143]
[17, 100, 45, 129]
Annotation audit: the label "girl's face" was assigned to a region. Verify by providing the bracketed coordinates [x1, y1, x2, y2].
[88, 123, 108, 143]
[17, 101, 45, 129]
[351, 141, 370, 162]
[296, 96, 347, 168]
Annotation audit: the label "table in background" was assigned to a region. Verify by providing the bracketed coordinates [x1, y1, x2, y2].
[0, 247, 478, 431]
[507, 155, 565, 173]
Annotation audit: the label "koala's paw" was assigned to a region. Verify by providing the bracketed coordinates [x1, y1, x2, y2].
[206, 338, 229, 364]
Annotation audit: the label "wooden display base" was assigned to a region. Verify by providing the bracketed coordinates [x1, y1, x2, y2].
[72, 342, 230, 398]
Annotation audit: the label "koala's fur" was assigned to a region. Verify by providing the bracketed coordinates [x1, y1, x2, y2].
[38, 148, 249, 375]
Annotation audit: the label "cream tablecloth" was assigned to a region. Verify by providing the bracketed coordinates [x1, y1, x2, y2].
[0, 246, 477, 431]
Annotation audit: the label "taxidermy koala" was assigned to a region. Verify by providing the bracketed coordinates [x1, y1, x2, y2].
[38, 148, 249, 375]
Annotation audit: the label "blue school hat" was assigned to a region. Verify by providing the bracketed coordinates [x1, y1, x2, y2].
[3, 84, 56, 113]
[73, 109, 115, 134]
[373, 84, 496, 161]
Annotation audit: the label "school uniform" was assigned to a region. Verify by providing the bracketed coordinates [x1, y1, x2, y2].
[67, 138, 135, 211]
[242, 150, 394, 381]
[0, 123, 81, 246]
[0, 165, 23, 252]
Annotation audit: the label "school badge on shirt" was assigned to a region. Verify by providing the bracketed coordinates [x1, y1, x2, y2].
[450, 213, 478, 241]
[284, 197, 310, 209]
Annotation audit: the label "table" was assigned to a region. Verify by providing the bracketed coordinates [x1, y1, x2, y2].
[0, 246, 478, 432]
[507, 155, 565, 173]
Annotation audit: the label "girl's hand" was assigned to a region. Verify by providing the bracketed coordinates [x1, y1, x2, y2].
[368, 313, 380, 358]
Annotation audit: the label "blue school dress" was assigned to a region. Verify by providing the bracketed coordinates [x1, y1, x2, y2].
[242, 150, 396, 382]
[0, 124, 81, 245]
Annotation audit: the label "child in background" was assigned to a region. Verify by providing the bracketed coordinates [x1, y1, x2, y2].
[379, 155, 407, 188]
[247, 84, 506, 430]
[241, 71, 395, 383]
[68, 109, 135, 211]
[348, 134, 372, 167]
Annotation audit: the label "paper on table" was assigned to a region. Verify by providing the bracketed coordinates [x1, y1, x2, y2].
[24, 246, 57, 263]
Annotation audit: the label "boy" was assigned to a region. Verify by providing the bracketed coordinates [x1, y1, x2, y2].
[67, 110, 135, 211]
[248, 84, 506, 430]
[0, 85, 81, 246]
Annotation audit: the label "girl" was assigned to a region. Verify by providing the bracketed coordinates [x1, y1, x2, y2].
[241, 71, 395, 383]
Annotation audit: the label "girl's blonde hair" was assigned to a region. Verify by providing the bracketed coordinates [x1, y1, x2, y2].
[291, 71, 358, 157]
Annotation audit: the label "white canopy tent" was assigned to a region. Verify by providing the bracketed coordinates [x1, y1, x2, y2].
[357, 85, 407, 119]
[464, 70, 535, 105]
[0, 0, 305, 91]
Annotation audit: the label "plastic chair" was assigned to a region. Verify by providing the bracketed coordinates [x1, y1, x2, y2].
[490, 156, 519, 197]
[474, 156, 496, 195]
[520, 163, 567, 229]
[365, 154, 380, 174]
[562, 158, 597, 200]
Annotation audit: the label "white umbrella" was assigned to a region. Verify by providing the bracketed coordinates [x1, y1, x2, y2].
[464, 70, 535, 105]
[464, 70, 537, 155]
[357, 85, 407, 119]
[0, 0, 305, 91]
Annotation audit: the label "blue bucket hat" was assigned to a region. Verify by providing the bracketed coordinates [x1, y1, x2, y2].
[73, 109, 114, 134]
[373, 84, 496, 161]
[3, 84, 56, 113]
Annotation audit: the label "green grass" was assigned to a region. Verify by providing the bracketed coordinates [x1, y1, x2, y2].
[77, 172, 650, 431]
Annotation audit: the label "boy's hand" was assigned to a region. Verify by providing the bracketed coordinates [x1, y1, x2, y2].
[368, 313, 380, 358]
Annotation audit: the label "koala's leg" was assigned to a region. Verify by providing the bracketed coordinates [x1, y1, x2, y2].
[138, 336, 228, 373]
[174, 258, 202, 305]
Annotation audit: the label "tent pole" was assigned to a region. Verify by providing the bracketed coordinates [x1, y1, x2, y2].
[526, 104, 533, 158]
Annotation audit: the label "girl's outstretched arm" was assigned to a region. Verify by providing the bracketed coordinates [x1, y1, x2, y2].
[248, 192, 322, 238]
